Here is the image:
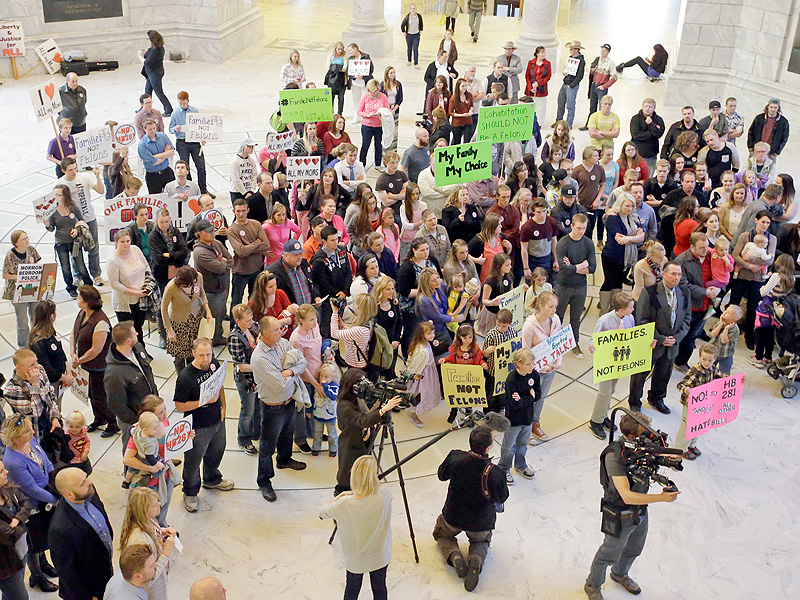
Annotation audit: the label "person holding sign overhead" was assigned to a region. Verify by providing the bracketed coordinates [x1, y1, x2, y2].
[173, 338, 235, 513]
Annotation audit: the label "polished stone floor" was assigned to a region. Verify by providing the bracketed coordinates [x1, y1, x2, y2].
[2, 0, 799, 599]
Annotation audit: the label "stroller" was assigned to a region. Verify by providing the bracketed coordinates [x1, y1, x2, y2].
[766, 292, 800, 398]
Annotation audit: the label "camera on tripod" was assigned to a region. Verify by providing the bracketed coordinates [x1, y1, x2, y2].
[619, 428, 683, 492]
[353, 372, 420, 413]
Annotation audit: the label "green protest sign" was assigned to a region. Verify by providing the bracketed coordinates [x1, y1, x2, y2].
[476, 102, 535, 143]
[434, 140, 492, 187]
[278, 88, 333, 123]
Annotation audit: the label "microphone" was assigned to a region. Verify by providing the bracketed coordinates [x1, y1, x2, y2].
[457, 410, 510, 432]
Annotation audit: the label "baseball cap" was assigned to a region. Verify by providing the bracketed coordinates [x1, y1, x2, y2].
[552, 168, 568, 182]
[709, 100, 721, 109]
[284, 239, 303, 255]
[601, 43, 611, 51]
[241, 137, 257, 147]
[194, 219, 215, 233]
[561, 183, 577, 198]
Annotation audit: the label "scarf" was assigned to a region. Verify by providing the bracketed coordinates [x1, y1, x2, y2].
[645, 255, 663, 283]
[620, 214, 638, 269]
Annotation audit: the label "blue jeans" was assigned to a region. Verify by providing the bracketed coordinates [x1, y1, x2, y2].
[498, 424, 532, 471]
[313, 419, 338, 453]
[231, 270, 261, 317]
[0, 564, 28, 600]
[73, 218, 101, 280]
[406, 33, 420, 65]
[587, 513, 649, 588]
[256, 401, 296, 488]
[556, 84, 579, 127]
[236, 378, 261, 446]
[535, 370, 557, 424]
[182, 420, 226, 496]
[144, 70, 173, 114]
[554, 283, 586, 352]
[344, 565, 387, 600]
[13, 302, 36, 348]
[360, 125, 383, 167]
[55, 242, 90, 293]
[715, 355, 733, 376]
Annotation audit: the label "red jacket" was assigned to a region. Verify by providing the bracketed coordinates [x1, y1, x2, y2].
[444, 344, 487, 367]
[525, 58, 552, 97]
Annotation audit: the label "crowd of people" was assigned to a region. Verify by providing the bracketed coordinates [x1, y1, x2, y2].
[1, 8, 797, 600]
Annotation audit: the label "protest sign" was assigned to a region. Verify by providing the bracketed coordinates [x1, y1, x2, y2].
[33, 191, 57, 224]
[564, 57, 581, 76]
[30, 78, 62, 123]
[442, 364, 487, 408]
[70, 367, 90, 405]
[434, 141, 492, 187]
[497, 284, 525, 333]
[74, 126, 114, 169]
[493, 336, 523, 396]
[0, 22, 25, 57]
[165, 416, 194, 459]
[476, 103, 535, 143]
[185, 114, 223, 143]
[287, 156, 322, 181]
[104, 194, 174, 241]
[347, 59, 371, 77]
[685, 373, 743, 440]
[114, 123, 137, 146]
[199, 361, 227, 407]
[34, 38, 62, 74]
[279, 88, 333, 123]
[13, 263, 57, 303]
[265, 130, 297, 152]
[531, 325, 576, 373]
[592, 322, 655, 383]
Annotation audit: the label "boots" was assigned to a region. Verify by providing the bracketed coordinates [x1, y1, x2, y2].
[28, 552, 58, 592]
[598, 291, 613, 315]
[39, 552, 58, 578]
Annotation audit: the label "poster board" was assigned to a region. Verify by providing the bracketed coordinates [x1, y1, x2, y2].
[13, 263, 58, 303]
[198, 361, 226, 407]
[476, 103, 535, 143]
[0, 21, 25, 57]
[592, 323, 655, 383]
[278, 88, 333, 123]
[70, 366, 90, 405]
[113, 123, 137, 146]
[286, 156, 322, 181]
[30, 78, 62, 123]
[347, 59, 371, 77]
[34, 38, 63, 74]
[265, 130, 297, 152]
[185, 114, 223, 143]
[33, 191, 57, 224]
[531, 325, 576, 373]
[441, 364, 487, 408]
[685, 373, 743, 440]
[492, 336, 523, 396]
[165, 416, 194, 459]
[496, 285, 525, 333]
[103, 194, 174, 241]
[74, 126, 115, 169]
[434, 141, 492, 187]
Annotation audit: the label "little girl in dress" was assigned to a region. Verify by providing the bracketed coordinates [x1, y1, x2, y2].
[405, 321, 441, 428]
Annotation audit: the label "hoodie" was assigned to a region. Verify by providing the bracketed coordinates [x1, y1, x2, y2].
[104, 343, 157, 424]
[229, 144, 259, 194]
[549, 200, 588, 238]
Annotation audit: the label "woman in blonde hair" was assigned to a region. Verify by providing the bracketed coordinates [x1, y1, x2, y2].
[320, 455, 392, 600]
[280, 49, 305, 87]
[330, 293, 378, 373]
[119, 487, 178, 600]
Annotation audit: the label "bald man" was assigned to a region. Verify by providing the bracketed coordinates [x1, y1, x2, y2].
[190, 577, 227, 600]
[49, 468, 114, 600]
[59, 73, 88, 133]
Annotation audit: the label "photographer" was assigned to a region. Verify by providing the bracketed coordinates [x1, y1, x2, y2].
[584, 413, 680, 600]
[335, 369, 402, 495]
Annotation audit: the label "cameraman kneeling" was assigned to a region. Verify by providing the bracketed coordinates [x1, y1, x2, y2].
[335, 368, 403, 495]
[585, 413, 680, 600]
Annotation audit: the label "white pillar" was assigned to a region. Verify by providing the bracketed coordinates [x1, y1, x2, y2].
[342, 0, 393, 58]
[515, 0, 561, 74]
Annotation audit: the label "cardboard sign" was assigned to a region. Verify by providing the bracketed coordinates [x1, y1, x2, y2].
[0, 21, 25, 57]
[685, 373, 743, 440]
[185, 114, 223, 143]
[34, 38, 62, 74]
[476, 103, 536, 143]
[497, 285, 525, 333]
[564, 57, 581, 76]
[442, 364, 487, 408]
[13, 263, 58, 303]
[114, 123, 137, 146]
[531, 325, 576, 373]
[103, 194, 173, 242]
[347, 59, 371, 77]
[165, 416, 193, 459]
[434, 141, 492, 187]
[30, 78, 63, 123]
[74, 126, 114, 169]
[199, 361, 226, 407]
[278, 88, 333, 123]
[592, 322, 655, 383]
[33, 191, 57, 224]
[265, 130, 297, 152]
[287, 156, 322, 181]
[70, 366, 90, 405]
[493, 336, 523, 396]
[165, 195, 204, 232]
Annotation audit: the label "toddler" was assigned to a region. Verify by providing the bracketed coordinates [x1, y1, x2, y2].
[124, 412, 165, 488]
[446, 274, 471, 334]
[312, 362, 340, 457]
[65, 411, 92, 475]
[742, 234, 772, 279]
[705, 305, 742, 375]
[706, 237, 735, 289]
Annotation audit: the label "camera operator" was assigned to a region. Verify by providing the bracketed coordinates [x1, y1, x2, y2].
[335, 368, 402, 495]
[584, 413, 680, 600]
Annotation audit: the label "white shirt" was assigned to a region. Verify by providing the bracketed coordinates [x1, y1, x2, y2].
[57, 172, 98, 221]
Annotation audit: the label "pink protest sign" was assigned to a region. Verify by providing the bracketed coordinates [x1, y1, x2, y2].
[685, 373, 743, 440]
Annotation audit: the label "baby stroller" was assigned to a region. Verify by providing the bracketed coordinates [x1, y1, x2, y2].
[766, 292, 800, 398]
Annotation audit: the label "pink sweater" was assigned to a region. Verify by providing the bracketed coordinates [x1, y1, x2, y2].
[290, 325, 323, 378]
[708, 253, 735, 285]
[263, 220, 301, 265]
[357, 92, 390, 127]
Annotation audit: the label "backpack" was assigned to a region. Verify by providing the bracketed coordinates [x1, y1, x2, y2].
[355, 321, 395, 370]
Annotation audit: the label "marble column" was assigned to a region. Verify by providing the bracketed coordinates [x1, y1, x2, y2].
[515, 0, 561, 70]
[342, 0, 393, 58]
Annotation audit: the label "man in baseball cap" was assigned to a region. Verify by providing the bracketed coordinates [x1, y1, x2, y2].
[697, 99, 727, 138]
[283, 239, 303, 255]
[550, 182, 588, 238]
[580, 43, 617, 131]
[192, 218, 233, 346]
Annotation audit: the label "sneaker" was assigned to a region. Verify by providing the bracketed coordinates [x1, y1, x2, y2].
[297, 442, 312, 454]
[514, 466, 535, 479]
[260, 482, 277, 502]
[505, 471, 514, 485]
[674, 363, 689, 374]
[602, 417, 617, 432]
[183, 495, 199, 512]
[94, 276, 105, 287]
[572, 345, 585, 359]
[276, 459, 307, 471]
[747, 355, 764, 368]
[584, 582, 604, 600]
[240, 442, 257, 455]
[681, 450, 697, 460]
[528, 434, 539, 446]
[690, 447, 702, 457]
[328, 451, 337, 458]
[532, 423, 549, 441]
[589, 421, 606, 440]
[203, 478, 235, 491]
[609, 572, 641, 594]
[311, 450, 320, 456]
[578, 126, 589, 131]
[67, 289, 78, 298]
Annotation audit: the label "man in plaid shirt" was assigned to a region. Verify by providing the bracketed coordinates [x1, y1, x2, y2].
[3, 348, 62, 438]
[675, 344, 724, 460]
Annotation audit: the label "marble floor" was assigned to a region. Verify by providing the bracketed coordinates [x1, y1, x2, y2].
[1, 0, 799, 599]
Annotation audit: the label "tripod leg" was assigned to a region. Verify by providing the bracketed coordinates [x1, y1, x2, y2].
[386, 424, 420, 563]
[374, 423, 388, 472]
[328, 521, 338, 545]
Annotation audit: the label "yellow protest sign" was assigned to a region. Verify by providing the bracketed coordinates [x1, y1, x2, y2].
[441, 364, 487, 408]
[492, 336, 523, 396]
[497, 285, 525, 332]
[592, 323, 655, 383]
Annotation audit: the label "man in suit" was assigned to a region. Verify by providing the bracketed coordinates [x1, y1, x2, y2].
[49, 467, 114, 600]
[628, 262, 691, 414]
[265, 239, 314, 305]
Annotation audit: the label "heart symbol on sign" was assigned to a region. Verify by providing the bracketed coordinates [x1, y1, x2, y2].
[188, 197, 202, 215]
[303, 158, 311, 166]
[53, 53, 62, 63]
[45, 84, 55, 99]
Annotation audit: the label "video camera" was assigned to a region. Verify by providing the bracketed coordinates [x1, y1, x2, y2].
[353, 372, 420, 413]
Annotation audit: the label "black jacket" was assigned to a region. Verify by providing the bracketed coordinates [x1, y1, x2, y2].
[400, 12, 424, 33]
[148, 225, 189, 284]
[562, 53, 585, 87]
[661, 119, 703, 159]
[104, 343, 157, 424]
[58, 84, 87, 127]
[396, 257, 442, 299]
[127, 221, 155, 256]
[424, 61, 459, 95]
[747, 112, 790, 156]
[29, 335, 67, 386]
[336, 396, 384, 491]
[247, 190, 273, 224]
[265, 257, 313, 304]
[347, 52, 373, 86]
[630, 110, 666, 159]
[310, 246, 353, 299]
[441, 205, 482, 245]
[674, 248, 707, 311]
[549, 200, 588, 238]
[438, 449, 509, 532]
[367, 246, 398, 280]
[48, 493, 113, 600]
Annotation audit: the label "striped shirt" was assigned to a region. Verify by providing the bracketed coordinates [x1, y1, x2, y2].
[251, 337, 307, 405]
[330, 317, 370, 369]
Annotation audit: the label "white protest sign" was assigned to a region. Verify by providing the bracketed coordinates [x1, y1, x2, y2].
[199, 361, 227, 407]
[74, 126, 115, 169]
[165, 415, 193, 459]
[497, 285, 525, 333]
[104, 194, 174, 242]
[265, 130, 296, 152]
[348, 59, 371, 77]
[564, 57, 580, 77]
[531, 325, 576, 373]
[114, 123, 137, 146]
[185, 114, 223, 143]
[34, 38, 62, 74]
[0, 21, 25, 58]
[13, 263, 58, 303]
[33, 191, 57, 224]
[30, 78, 62, 123]
[70, 366, 90, 405]
[286, 156, 321, 181]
